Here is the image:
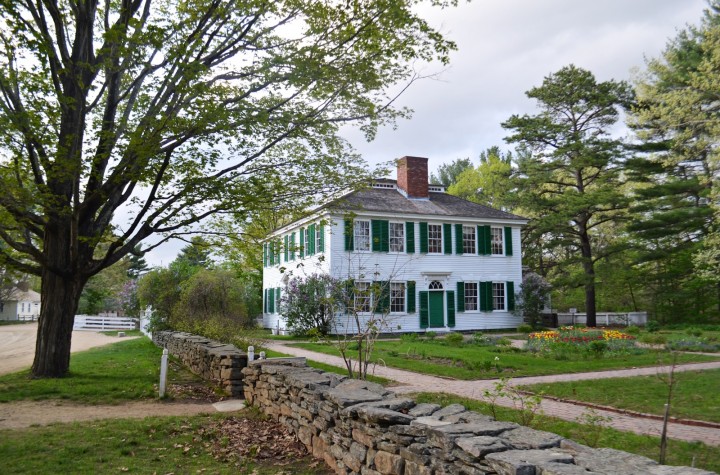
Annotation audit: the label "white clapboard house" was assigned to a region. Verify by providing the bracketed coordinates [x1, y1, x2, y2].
[262, 156, 527, 333]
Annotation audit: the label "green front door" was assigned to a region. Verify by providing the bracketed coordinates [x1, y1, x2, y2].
[429, 292, 444, 328]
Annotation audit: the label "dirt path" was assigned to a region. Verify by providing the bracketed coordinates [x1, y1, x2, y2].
[0, 322, 136, 376]
[0, 400, 218, 429]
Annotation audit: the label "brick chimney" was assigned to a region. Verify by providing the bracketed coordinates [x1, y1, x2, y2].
[396, 156, 429, 199]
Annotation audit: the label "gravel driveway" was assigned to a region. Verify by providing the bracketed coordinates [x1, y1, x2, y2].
[0, 322, 132, 376]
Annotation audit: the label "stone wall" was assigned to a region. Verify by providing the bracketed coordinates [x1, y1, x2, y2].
[153, 331, 247, 396]
[242, 359, 714, 475]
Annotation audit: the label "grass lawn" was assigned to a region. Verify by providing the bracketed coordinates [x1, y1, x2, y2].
[292, 340, 719, 380]
[519, 368, 720, 424]
[413, 392, 720, 474]
[0, 411, 329, 475]
[0, 337, 192, 404]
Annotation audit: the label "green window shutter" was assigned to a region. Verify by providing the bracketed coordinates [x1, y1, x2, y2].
[263, 289, 267, 313]
[504, 226, 513, 256]
[371, 220, 382, 252]
[345, 279, 355, 307]
[269, 288, 275, 313]
[447, 290, 456, 327]
[275, 288, 281, 312]
[407, 281, 416, 313]
[269, 242, 274, 266]
[381, 220, 389, 252]
[290, 232, 296, 260]
[419, 222, 428, 253]
[406, 222, 415, 253]
[299, 227, 305, 258]
[276, 240, 281, 264]
[456, 282, 465, 312]
[507, 281, 515, 311]
[419, 291, 429, 328]
[318, 224, 325, 253]
[284, 235, 289, 262]
[455, 224, 464, 254]
[443, 223, 452, 254]
[480, 281, 493, 311]
[376, 281, 390, 313]
[344, 219, 354, 251]
[309, 224, 316, 256]
[478, 225, 491, 255]
[263, 244, 267, 267]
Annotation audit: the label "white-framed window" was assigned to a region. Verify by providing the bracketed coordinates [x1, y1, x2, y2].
[428, 224, 442, 253]
[354, 220, 370, 251]
[315, 224, 323, 254]
[463, 225, 476, 254]
[464, 282, 478, 311]
[389, 222, 405, 253]
[390, 282, 406, 313]
[492, 282, 506, 310]
[491, 227, 504, 255]
[354, 281, 371, 313]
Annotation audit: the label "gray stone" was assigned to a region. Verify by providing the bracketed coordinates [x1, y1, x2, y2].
[573, 447, 658, 474]
[353, 406, 414, 425]
[500, 426, 563, 450]
[409, 403, 441, 417]
[334, 378, 391, 396]
[345, 397, 416, 414]
[412, 416, 453, 428]
[405, 460, 433, 475]
[325, 388, 385, 408]
[539, 462, 600, 475]
[649, 467, 716, 475]
[455, 435, 511, 458]
[485, 449, 574, 475]
[434, 404, 468, 419]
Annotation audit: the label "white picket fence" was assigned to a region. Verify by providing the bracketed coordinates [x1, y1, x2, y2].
[73, 315, 137, 331]
[556, 311, 647, 327]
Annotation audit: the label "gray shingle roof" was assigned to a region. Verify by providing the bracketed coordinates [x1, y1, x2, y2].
[324, 186, 526, 221]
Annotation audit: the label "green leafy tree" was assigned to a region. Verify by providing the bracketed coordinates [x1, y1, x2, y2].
[430, 158, 473, 187]
[503, 65, 634, 327]
[513, 272, 551, 329]
[447, 146, 516, 210]
[627, 2, 720, 320]
[0, 0, 457, 376]
[280, 273, 340, 335]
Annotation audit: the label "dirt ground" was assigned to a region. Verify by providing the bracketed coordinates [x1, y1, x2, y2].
[0, 322, 135, 376]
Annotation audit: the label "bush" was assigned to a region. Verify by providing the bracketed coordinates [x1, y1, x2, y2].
[517, 324, 533, 333]
[400, 333, 418, 343]
[424, 331, 437, 341]
[645, 321, 660, 333]
[667, 338, 720, 352]
[472, 332, 492, 345]
[625, 325, 641, 335]
[495, 337, 512, 347]
[445, 332, 464, 347]
[685, 327, 704, 337]
[639, 333, 667, 345]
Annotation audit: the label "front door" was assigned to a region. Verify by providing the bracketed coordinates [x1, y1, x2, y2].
[429, 291, 444, 328]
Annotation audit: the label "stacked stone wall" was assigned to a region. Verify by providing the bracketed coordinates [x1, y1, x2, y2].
[153, 330, 247, 396]
[242, 359, 714, 475]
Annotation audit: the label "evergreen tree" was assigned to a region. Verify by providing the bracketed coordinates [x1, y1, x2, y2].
[503, 65, 633, 327]
[430, 158, 473, 187]
[127, 246, 150, 279]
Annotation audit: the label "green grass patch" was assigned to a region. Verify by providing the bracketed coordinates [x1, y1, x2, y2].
[519, 368, 720, 423]
[0, 337, 189, 404]
[262, 349, 390, 385]
[0, 412, 329, 475]
[100, 329, 143, 337]
[292, 340, 719, 380]
[413, 392, 720, 473]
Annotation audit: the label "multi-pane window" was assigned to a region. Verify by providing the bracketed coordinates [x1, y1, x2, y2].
[428, 224, 442, 253]
[390, 282, 406, 313]
[464, 282, 478, 311]
[354, 220, 370, 251]
[389, 222, 405, 253]
[492, 282, 506, 310]
[491, 227, 504, 255]
[315, 225, 323, 254]
[354, 282, 371, 312]
[463, 226, 476, 254]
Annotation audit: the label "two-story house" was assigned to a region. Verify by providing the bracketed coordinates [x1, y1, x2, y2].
[262, 156, 527, 334]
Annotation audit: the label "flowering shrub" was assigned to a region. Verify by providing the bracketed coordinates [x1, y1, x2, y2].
[527, 326, 637, 358]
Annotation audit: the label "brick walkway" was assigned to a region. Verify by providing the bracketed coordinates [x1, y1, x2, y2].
[265, 342, 720, 446]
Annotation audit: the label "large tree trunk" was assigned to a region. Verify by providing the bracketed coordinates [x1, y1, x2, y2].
[31, 218, 87, 378]
[32, 270, 84, 377]
[579, 226, 597, 328]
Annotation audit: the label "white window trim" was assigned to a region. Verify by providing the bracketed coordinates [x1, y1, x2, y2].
[491, 227, 505, 256]
[462, 225, 477, 255]
[492, 281, 507, 311]
[427, 223, 443, 255]
[315, 224, 323, 254]
[354, 220, 371, 252]
[354, 281, 372, 314]
[464, 282, 479, 312]
[389, 222, 405, 254]
[389, 281, 407, 314]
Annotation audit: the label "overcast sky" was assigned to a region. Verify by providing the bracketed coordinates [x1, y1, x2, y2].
[145, 0, 708, 266]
